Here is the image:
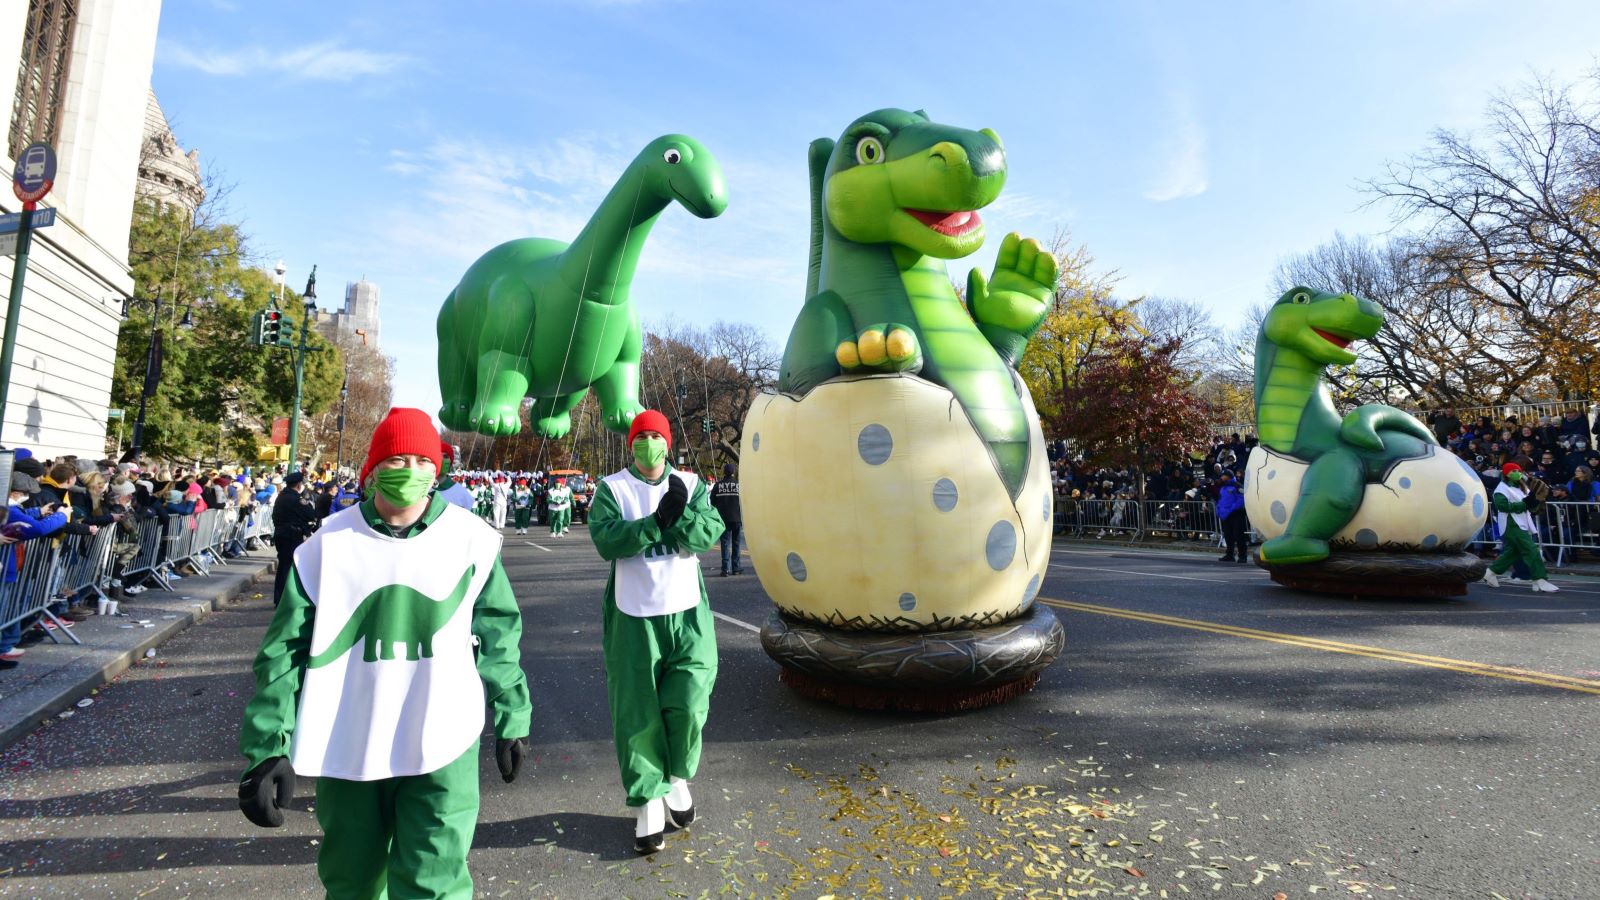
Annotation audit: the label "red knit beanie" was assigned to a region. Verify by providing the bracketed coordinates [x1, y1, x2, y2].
[1501, 462, 1523, 476]
[361, 408, 442, 484]
[628, 409, 672, 448]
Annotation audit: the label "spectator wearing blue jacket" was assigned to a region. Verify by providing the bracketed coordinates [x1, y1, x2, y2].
[1215, 471, 1249, 564]
[2, 472, 69, 668]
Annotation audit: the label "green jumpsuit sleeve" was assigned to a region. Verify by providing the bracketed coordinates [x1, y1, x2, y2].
[589, 479, 668, 561]
[473, 557, 532, 740]
[664, 477, 724, 554]
[239, 568, 315, 774]
[1492, 492, 1529, 514]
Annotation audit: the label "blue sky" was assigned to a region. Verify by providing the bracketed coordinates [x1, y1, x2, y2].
[151, 0, 1600, 416]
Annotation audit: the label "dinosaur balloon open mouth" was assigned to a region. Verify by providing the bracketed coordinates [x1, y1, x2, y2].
[905, 208, 982, 236]
[1313, 328, 1354, 350]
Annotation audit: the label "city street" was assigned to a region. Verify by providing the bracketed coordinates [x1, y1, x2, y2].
[2, 534, 1597, 898]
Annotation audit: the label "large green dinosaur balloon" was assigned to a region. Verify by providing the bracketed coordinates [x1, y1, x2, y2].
[777, 109, 1058, 498]
[1252, 287, 1442, 565]
[437, 136, 727, 437]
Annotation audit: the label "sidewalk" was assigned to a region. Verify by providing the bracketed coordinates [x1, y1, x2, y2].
[0, 550, 276, 750]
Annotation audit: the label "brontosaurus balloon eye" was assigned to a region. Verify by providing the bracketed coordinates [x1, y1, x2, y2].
[663, 148, 682, 164]
[855, 137, 885, 166]
[1292, 292, 1311, 304]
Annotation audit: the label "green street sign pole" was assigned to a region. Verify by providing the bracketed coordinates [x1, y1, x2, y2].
[0, 204, 36, 430]
[286, 265, 316, 473]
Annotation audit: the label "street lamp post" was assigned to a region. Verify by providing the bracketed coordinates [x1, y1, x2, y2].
[123, 293, 194, 462]
[335, 372, 348, 472]
[286, 266, 317, 473]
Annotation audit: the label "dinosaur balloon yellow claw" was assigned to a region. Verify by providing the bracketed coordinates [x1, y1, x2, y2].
[857, 329, 888, 366]
[836, 341, 861, 369]
[886, 329, 916, 362]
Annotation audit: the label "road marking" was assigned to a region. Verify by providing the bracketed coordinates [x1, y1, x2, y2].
[713, 611, 761, 634]
[1040, 596, 1600, 695]
[1048, 562, 1238, 584]
[522, 541, 553, 552]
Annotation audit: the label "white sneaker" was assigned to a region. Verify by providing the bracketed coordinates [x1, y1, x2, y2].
[666, 776, 695, 827]
[634, 798, 666, 853]
[1532, 579, 1560, 593]
[1480, 570, 1500, 588]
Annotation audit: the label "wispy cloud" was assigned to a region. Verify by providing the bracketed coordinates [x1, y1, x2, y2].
[1144, 92, 1208, 202]
[161, 39, 410, 81]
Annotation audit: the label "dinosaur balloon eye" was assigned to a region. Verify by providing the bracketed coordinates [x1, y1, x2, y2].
[663, 148, 682, 164]
[855, 137, 885, 166]
[1293, 292, 1311, 304]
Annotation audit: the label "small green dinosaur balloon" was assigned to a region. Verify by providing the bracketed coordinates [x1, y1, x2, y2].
[1253, 286, 1439, 565]
[777, 109, 1058, 499]
[436, 136, 727, 438]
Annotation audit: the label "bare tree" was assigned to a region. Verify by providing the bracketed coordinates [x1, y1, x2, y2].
[1367, 72, 1600, 400]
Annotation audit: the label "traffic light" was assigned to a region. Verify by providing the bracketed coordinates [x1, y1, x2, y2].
[256, 308, 282, 346]
[701, 416, 714, 434]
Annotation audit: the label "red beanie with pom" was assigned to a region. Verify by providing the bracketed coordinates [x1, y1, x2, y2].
[361, 408, 442, 484]
[628, 410, 672, 448]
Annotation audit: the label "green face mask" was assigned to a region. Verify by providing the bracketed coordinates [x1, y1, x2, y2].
[372, 466, 434, 507]
[633, 436, 667, 470]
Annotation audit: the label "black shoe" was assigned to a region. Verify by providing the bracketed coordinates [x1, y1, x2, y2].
[635, 831, 665, 854]
[667, 804, 695, 828]
[719, 571, 730, 578]
[1217, 556, 1235, 563]
[732, 570, 744, 576]
[1237, 556, 1250, 564]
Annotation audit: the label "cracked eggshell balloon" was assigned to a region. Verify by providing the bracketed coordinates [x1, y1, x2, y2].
[741, 374, 1052, 631]
[1243, 445, 1487, 551]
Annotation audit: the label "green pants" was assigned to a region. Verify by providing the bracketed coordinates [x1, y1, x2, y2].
[1490, 520, 1547, 580]
[602, 595, 717, 807]
[549, 508, 571, 534]
[513, 507, 532, 528]
[314, 744, 479, 899]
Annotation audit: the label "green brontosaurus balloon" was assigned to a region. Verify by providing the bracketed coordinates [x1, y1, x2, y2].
[437, 136, 727, 437]
[777, 109, 1058, 498]
[309, 565, 477, 667]
[1253, 286, 1439, 565]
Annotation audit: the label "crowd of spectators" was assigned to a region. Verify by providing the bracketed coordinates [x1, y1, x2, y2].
[1044, 406, 1600, 558]
[1, 450, 287, 673]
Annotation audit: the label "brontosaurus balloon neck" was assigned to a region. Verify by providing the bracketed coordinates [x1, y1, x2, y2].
[560, 166, 671, 305]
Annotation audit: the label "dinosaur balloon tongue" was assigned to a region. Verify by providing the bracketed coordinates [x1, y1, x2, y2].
[1313, 328, 1353, 350]
[906, 208, 982, 236]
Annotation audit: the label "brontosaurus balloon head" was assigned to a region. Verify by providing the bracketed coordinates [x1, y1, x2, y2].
[640, 134, 727, 219]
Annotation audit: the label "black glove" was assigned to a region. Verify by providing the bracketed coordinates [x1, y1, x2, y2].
[239, 756, 296, 827]
[496, 737, 528, 783]
[653, 476, 689, 530]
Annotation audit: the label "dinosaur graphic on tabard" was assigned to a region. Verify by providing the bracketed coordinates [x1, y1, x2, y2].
[308, 565, 478, 668]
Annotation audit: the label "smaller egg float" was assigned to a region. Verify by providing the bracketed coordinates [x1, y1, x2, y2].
[743, 108, 1064, 710]
[1244, 287, 1487, 596]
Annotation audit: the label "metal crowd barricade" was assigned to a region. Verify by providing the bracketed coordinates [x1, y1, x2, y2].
[1075, 498, 1144, 539]
[121, 515, 175, 593]
[52, 527, 117, 607]
[1143, 500, 1223, 545]
[0, 536, 75, 644]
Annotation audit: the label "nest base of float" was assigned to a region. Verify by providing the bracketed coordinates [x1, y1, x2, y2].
[1256, 550, 1487, 598]
[759, 603, 1064, 712]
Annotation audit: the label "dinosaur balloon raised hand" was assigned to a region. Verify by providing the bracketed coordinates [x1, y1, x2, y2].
[437, 136, 727, 437]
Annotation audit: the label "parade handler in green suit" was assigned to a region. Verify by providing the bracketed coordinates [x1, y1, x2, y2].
[589, 409, 724, 854]
[238, 407, 532, 899]
[1481, 462, 1560, 593]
